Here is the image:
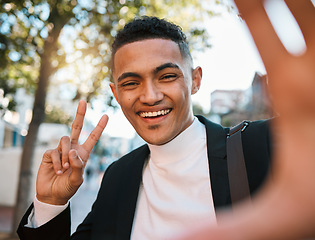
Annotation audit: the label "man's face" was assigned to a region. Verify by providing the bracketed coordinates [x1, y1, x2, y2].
[110, 39, 202, 145]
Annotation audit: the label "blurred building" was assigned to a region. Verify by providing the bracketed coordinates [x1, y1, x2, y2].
[211, 89, 247, 115]
[210, 72, 273, 127]
[246, 72, 273, 120]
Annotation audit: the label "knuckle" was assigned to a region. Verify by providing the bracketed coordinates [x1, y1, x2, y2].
[51, 149, 61, 159]
[71, 177, 83, 188]
[60, 136, 70, 143]
[71, 158, 84, 168]
[71, 122, 82, 131]
[89, 132, 99, 142]
[43, 149, 52, 156]
[52, 149, 59, 154]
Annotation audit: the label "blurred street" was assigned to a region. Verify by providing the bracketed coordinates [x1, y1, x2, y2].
[70, 170, 102, 234]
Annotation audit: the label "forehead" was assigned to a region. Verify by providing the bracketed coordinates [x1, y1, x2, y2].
[112, 39, 185, 75]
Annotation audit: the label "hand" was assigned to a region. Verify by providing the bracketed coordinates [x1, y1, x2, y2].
[236, 0, 315, 120]
[175, 1, 315, 239]
[36, 100, 108, 205]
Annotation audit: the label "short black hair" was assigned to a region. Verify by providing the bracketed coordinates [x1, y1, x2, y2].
[111, 16, 192, 71]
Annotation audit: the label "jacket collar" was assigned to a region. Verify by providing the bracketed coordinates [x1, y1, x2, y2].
[197, 115, 231, 209]
[115, 145, 149, 239]
[115, 116, 230, 239]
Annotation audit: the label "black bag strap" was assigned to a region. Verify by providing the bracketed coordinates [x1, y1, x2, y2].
[227, 120, 251, 206]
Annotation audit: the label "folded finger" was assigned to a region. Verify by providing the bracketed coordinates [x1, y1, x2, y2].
[51, 149, 63, 175]
[58, 136, 71, 169]
[234, 0, 288, 70]
[285, 0, 315, 46]
[42, 149, 53, 163]
[70, 100, 87, 145]
[82, 114, 109, 153]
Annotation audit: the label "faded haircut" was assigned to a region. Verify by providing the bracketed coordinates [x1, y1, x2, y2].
[110, 16, 193, 72]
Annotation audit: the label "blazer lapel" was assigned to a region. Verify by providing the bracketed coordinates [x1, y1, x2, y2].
[197, 116, 231, 210]
[92, 117, 229, 239]
[115, 116, 230, 237]
[115, 145, 150, 240]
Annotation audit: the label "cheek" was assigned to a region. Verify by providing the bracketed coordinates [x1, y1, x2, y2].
[169, 83, 191, 104]
[118, 93, 136, 112]
[116, 90, 131, 102]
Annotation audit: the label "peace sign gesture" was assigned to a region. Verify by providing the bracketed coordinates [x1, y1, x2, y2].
[36, 100, 108, 205]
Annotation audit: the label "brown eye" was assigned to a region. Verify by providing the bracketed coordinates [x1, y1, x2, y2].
[121, 81, 139, 87]
[161, 74, 177, 80]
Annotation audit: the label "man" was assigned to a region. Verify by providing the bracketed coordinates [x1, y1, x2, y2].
[17, 16, 271, 239]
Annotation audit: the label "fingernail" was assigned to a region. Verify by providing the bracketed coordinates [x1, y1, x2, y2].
[64, 162, 69, 168]
[57, 170, 63, 175]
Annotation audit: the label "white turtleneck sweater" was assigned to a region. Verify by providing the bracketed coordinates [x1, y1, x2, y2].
[28, 118, 217, 239]
[131, 118, 216, 239]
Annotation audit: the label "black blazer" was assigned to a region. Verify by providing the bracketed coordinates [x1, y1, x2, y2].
[18, 116, 272, 240]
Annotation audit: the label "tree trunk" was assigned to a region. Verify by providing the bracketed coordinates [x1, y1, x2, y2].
[10, 51, 52, 237]
[11, 3, 75, 235]
[10, 24, 64, 236]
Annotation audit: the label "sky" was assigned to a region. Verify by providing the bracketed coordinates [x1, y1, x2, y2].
[192, 9, 265, 112]
[192, 0, 308, 112]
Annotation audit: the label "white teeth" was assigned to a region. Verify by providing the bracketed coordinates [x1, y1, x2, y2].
[139, 109, 171, 118]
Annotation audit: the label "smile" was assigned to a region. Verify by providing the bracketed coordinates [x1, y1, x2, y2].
[139, 109, 171, 118]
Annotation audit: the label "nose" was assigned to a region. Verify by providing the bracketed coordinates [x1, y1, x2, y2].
[139, 81, 164, 105]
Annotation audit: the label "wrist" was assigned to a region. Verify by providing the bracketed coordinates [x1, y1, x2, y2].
[33, 196, 69, 227]
[36, 194, 69, 206]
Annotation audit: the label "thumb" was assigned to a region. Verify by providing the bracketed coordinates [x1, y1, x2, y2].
[68, 149, 84, 188]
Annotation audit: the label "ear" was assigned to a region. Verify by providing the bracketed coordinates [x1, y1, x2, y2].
[109, 83, 119, 103]
[191, 66, 202, 95]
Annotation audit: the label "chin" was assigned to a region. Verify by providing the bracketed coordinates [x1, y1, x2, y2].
[142, 134, 175, 146]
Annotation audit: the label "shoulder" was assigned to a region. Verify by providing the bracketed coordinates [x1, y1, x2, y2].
[241, 118, 273, 145]
[95, 144, 149, 202]
[103, 144, 149, 177]
[196, 115, 228, 136]
[244, 118, 272, 133]
[224, 118, 274, 195]
[241, 119, 273, 191]
[114, 144, 149, 166]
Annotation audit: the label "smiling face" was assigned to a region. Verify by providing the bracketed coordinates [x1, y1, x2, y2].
[110, 39, 202, 145]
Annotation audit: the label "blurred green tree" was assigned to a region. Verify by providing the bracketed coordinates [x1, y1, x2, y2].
[0, 0, 230, 235]
[44, 105, 73, 125]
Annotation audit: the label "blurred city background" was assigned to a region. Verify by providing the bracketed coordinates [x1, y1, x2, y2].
[1, 0, 306, 239]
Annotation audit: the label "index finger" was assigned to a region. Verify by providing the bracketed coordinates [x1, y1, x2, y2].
[70, 100, 87, 145]
[82, 114, 109, 153]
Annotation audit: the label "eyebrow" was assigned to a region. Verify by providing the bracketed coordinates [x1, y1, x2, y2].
[117, 72, 141, 83]
[117, 62, 180, 83]
[154, 62, 180, 75]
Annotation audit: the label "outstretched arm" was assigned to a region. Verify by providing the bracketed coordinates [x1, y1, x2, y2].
[175, 1, 315, 239]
